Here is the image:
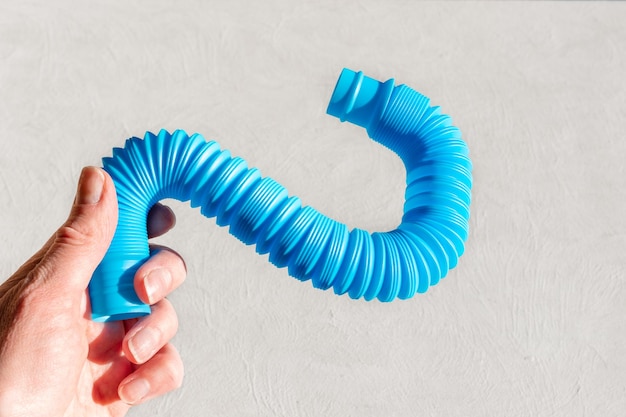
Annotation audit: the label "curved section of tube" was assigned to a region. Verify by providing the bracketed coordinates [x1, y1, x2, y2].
[89, 68, 472, 322]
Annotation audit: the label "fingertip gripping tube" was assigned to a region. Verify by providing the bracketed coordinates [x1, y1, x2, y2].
[88, 68, 473, 322]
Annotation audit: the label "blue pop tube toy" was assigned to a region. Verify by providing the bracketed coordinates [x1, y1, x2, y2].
[89, 68, 473, 322]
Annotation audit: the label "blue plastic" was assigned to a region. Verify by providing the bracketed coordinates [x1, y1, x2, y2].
[89, 68, 473, 322]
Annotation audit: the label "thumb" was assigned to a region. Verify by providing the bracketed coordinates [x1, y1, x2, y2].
[33, 166, 118, 294]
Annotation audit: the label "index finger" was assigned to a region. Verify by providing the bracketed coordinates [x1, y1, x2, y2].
[134, 246, 186, 305]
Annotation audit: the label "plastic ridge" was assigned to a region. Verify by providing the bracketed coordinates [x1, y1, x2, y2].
[88, 68, 473, 322]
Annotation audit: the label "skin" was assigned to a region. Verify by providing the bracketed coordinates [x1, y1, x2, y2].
[0, 167, 186, 417]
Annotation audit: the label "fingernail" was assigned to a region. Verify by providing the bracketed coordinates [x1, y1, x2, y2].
[77, 167, 105, 205]
[119, 377, 150, 404]
[144, 268, 171, 304]
[129, 326, 160, 363]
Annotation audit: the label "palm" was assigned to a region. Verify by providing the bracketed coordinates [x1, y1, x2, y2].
[63, 313, 135, 417]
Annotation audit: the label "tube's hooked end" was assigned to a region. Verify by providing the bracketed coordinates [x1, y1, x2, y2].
[326, 68, 394, 132]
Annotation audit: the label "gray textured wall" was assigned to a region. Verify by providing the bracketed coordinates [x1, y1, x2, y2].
[1, 1, 625, 416]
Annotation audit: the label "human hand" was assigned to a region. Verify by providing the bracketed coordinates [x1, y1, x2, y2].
[0, 167, 186, 417]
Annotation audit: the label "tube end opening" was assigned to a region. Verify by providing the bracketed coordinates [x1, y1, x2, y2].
[326, 68, 394, 132]
[92, 310, 150, 323]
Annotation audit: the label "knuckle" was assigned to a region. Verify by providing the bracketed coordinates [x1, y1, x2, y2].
[161, 248, 187, 275]
[55, 223, 93, 247]
[161, 347, 184, 388]
[157, 298, 179, 332]
[148, 248, 187, 284]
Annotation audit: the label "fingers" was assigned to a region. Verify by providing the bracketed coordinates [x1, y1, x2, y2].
[137, 203, 184, 305]
[122, 298, 178, 365]
[121, 249, 186, 404]
[147, 203, 176, 239]
[134, 247, 187, 305]
[29, 167, 118, 294]
[118, 343, 184, 405]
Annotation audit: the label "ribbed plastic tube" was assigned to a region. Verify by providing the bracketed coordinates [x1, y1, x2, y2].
[89, 68, 472, 322]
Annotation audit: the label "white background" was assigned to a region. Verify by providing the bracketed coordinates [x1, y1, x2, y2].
[1, 1, 625, 416]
